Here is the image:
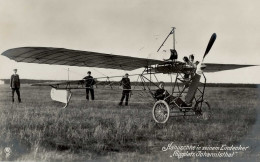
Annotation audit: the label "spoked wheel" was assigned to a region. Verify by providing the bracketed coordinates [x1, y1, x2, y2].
[196, 101, 211, 120]
[152, 100, 170, 123]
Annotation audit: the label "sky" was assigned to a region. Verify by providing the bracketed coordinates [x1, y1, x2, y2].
[0, 0, 260, 83]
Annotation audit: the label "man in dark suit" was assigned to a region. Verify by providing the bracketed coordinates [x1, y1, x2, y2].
[154, 82, 168, 100]
[10, 69, 21, 103]
[83, 71, 96, 100]
[119, 73, 131, 106]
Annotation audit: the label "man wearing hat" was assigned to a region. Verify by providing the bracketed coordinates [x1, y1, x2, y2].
[154, 82, 168, 100]
[119, 73, 131, 106]
[10, 69, 21, 103]
[83, 71, 96, 100]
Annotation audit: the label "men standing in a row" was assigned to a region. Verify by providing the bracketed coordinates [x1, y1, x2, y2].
[10, 69, 21, 103]
[83, 71, 96, 101]
[119, 73, 131, 106]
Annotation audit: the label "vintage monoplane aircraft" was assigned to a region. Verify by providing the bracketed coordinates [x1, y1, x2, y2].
[1, 28, 256, 123]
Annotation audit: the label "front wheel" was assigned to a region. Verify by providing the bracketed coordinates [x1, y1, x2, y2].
[152, 100, 170, 123]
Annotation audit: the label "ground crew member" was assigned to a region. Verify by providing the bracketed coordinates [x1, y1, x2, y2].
[83, 71, 96, 100]
[10, 69, 21, 103]
[119, 73, 131, 106]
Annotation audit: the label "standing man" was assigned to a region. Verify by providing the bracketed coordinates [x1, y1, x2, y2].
[83, 71, 96, 100]
[10, 69, 21, 103]
[119, 73, 131, 106]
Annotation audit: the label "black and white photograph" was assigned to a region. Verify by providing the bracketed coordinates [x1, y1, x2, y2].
[0, 0, 260, 161]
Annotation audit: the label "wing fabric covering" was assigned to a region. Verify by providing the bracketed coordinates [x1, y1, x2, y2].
[204, 63, 256, 72]
[2, 47, 164, 70]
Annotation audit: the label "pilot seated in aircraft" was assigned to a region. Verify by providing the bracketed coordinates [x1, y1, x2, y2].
[154, 82, 169, 100]
[163, 49, 178, 62]
[83, 71, 96, 101]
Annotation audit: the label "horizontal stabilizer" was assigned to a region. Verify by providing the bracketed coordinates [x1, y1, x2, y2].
[32, 80, 84, 86]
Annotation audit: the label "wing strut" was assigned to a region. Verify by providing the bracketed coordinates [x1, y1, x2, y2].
[157, 27, 176, 52]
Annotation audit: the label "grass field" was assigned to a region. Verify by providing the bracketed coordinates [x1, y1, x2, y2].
[0, 84, 258, 161]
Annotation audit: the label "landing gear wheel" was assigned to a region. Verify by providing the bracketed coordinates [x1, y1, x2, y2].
[152, 100, 170, 123]
[196, 101, 211, 120]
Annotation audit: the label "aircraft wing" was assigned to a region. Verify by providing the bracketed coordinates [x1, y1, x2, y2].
[2, 47, 164, 70]
[204, 63, 257, 72]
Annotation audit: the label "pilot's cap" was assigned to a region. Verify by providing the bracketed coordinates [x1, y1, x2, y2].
[13, 69, 17, 71]
[125, 73, 129, 76]
[87, 71, 91, 74]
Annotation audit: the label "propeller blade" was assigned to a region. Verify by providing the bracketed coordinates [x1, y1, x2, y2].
[203, 33, 217, 60]
[197, 33, 217, 74]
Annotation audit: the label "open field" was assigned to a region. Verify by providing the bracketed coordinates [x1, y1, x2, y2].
[0, 84, 259, 161]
